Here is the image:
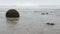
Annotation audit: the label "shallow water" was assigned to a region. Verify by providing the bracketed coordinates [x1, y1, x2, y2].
[0, 10, 60, 34]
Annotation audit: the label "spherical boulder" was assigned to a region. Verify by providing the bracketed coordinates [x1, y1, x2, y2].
[6, 9, 20, 18]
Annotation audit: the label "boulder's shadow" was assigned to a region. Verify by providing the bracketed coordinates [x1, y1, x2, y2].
[6, 17, 20, 24]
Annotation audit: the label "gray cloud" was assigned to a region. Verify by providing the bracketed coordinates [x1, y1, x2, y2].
[0, 0, 60, 6]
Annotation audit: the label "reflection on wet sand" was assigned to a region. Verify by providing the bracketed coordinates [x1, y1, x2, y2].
[6, 18, 20, 24]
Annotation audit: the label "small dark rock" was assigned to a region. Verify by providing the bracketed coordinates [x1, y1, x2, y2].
[41, 13, 45, 15]
[46, 23, 50, 25]
[46, 13, 48, 14]
[6, 9, 20, 18]
[50, 23, 55, 25]
[46, 23, 55, 25]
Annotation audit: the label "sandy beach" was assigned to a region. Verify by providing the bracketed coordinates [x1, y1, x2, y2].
[0, 9, 60, 34]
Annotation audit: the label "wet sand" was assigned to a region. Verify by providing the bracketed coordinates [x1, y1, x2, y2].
[0, 10, 60, 34]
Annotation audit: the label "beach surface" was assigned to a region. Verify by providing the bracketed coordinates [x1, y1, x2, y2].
[0, 9, 60, 34]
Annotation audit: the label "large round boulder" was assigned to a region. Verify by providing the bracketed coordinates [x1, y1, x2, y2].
[6, 9, 20, 18]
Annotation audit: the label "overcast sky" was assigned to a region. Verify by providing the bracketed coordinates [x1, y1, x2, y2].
[0, 0, 60, 6]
